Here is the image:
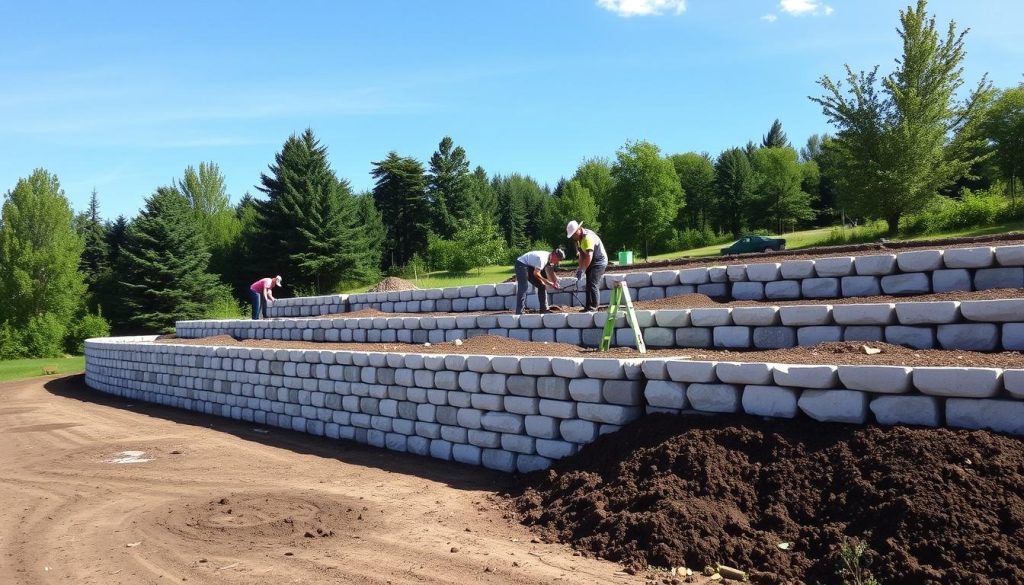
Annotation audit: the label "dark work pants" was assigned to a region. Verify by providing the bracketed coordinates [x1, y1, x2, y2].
[514, 261, 548, 315]
[585, 262, 607, 310]
[250, 290, 267, 320]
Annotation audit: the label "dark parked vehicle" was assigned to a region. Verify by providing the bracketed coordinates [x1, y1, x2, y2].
[720, 235, 787, 255]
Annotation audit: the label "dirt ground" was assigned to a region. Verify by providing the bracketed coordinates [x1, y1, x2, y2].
[0, 374, 688, 585]
[508, 414, 1024, 585]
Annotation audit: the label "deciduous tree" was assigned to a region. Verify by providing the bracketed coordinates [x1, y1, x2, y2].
[608, 141, 682, 258]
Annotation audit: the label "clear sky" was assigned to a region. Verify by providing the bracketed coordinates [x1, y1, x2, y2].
[1, 0, 1021, 220]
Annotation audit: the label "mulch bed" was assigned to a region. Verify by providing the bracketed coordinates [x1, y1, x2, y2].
[505, 414, 1024, 584]
[156, 335, 1024, 368]
[365, 277, 418, 293]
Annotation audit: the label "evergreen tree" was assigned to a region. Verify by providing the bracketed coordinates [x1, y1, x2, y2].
[356, 193, 386, 272]
[761, 119, 791, 149]
[608, 140, 683, 258]
[493, 174, 550, 250]
[77, 189, 110, 293]
[549, 179, 599, 246]
[117, 187, 225, 332]
[371, 151, 430, 269]
[259, 129, 379, 292]
[427, 136, 473, 237]
[467, 166, 497, 220]
[105, 215, 128, 265]
[0, 169, 88, 356]
[810, 0, 992, 233]
[750, 147, 817, 232]
[669, 152, 715, 230]
[714, 148, 756, 235]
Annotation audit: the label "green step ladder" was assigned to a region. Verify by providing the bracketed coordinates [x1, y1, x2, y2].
[599, 280, 647, 353]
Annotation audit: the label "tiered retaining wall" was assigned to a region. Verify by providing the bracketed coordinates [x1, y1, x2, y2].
[267, 245, 1024, 317]
[180, 299, 1024, 352]
[86, 337, 1024, 473]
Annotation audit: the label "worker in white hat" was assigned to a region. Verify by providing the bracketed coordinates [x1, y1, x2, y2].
[249, 275, 282, 319]
[513, 247, 565, 315]
[566, 220, 607, 312]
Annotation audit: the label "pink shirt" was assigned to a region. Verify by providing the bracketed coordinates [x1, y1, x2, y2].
[250, 277, 273, 293]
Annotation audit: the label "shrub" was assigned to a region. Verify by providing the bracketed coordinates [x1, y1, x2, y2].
[668, 227, 720, 251]
[202, 288, 248, 320]
[0, 322, 26, 360]
[430, 218, 509, 273]
[22, 313, 66, 358]
[65, 311, 111, 354]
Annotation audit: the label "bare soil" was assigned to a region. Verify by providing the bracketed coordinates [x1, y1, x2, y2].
[507, 413, 1024, 584]
[366, 277, 418, 293]
[158, 335, 1024, 368]
[0, 375, 665, 585]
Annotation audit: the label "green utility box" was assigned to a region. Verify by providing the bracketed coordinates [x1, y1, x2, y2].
[618, 250, 633, 265]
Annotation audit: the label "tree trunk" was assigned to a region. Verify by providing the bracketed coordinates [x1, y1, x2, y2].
[885, 213, 901, 236]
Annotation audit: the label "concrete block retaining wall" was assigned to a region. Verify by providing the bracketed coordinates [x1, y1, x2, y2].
[85, 337, 1024, 473]
[267, 245, 1024, 317]
[181, 298, 1024, 352]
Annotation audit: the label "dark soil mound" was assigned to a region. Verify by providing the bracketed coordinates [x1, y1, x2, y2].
[507, 414, 1024, 584]
[366, 277, 418, 292]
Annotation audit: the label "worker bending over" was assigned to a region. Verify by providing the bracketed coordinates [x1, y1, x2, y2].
[514, 247, 565, 315]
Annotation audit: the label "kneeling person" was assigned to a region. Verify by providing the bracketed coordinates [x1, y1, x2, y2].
[514, 248, 565, 315]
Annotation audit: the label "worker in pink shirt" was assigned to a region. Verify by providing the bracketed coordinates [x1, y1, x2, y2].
[249, 275, 282, 319]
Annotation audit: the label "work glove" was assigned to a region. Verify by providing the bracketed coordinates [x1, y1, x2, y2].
[575, 268, 584, 280]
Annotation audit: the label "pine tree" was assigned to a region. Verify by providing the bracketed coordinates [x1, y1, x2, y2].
[761, 119, 791, 149]
[371, 151, 430, 269]
[714, 148, 756, 235]
[258, 129, 379, 292]
[117, 187, 225, 332]
[77, 189, 110, 292]
[178, 162, 240, 279]
[427, 136, 473, 238]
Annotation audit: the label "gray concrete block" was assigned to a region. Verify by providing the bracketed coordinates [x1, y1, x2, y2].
[974, 267, 1024, 290]
[644, 327, 675, 347]
[539, 399, 576, 419]
[581, 359, 629, 379]
[550, 357, 584, 378]
[504, 396, 540, 415]
[843, 326, 884, 342]
[686, 383, 741, 413]
[517, 455, 552, 473]
[897, 249, 943, 272]
[715, 362, 774, 385]
[773, 364, 838, 388]
[480, 411, 524, 433]
[666, 284, 697, 297]
[814, 256, 855, 277]
[837, 365, 913, 394]
[714, 326, 752, 349]
[802, 278, 840, 298]
[931, 269, 972, 293]
[745, 263, 782, 282]
[452, 444, 482, 466]
[780, 259, 816, 279]
[481, 449, 517, 472]
[798, 389, 869, 423]
[797, 326, 843, 346]
[741, 385, 799, 418]
[535, 439, 578, 460]
[690, 308, 732, 327]
[895, 301, 960, 325]
[841, 276, 882, 297]
[501, 434, 536, 455]
[524, 415, 560, 439]
[568, 378, 603, 402]
[506, 375, 538, 397]
[961, 299, 1024, 322]
[885, 326, 936, 349]
[854, 254, 897, 276]
[666, 360, 717, 383]
[832, 303, 895, 325]
[731, 306, 779, 326]
[468, 429, 500, 448]
[946, 399, 1024, 435]
[560, 419, 599, 443]
[651, 270, 680, 286]
[679, 267, 710, 285]
[644, 380, 687, 409]
[731, 281, 765, 301]
[937, 324, 999, 351]
[765, 280, 801, 300]
[913, 367, 1002, 398]
[870, 395, 941, 427]
[943, 246, 994, 269]
[603, 379, 645, 405]
[637, 287, 666, 301]
[881, 273, 930, 295]
[995, 244, 1024, 266]
[537, 377, 570, 400]
[726, 265, 747, 282]
[676, 327, 713, 348]
[779, 305, 832, 326]
[1003, 324, 1024, 351]
[697, 283, 728, 297]
[1001, 369, 1024, 399]
[752, 327, 797, 349]
[653, 309, 689, 327]
[641, 360, 668, 380]
[577, 403, 643, 425]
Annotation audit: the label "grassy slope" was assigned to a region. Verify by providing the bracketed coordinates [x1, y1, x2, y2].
[0, 356, 85, 383]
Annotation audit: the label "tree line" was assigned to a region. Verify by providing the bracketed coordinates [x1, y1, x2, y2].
[1, 0, 1022, 357]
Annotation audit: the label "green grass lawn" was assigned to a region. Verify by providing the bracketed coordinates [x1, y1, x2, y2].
[0, 356, 85, 383]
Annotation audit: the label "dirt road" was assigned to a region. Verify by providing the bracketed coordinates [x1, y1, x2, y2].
[0, 375, 651, 585]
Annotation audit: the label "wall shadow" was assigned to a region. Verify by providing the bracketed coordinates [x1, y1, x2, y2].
[44, 374, 517, 493]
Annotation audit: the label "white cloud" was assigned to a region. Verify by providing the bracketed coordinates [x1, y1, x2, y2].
[596, 0, 686, 18]
[779, 0, 833, 17]
[761, 13, 778, 22]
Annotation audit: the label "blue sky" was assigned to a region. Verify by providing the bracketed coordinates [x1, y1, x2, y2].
[2, 0, 1021, 220]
